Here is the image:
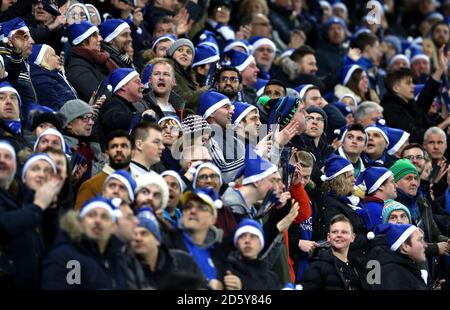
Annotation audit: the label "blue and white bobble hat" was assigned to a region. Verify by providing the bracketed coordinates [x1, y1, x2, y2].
[199, 90, 231, 119]
[0, 140, 16, 160]
[228, 50, 255, 72]
[198, 30, 220, 54]
[386, 127, 410, 156]
[99, 18, 130, 43]
[106, 68, 139, 93]
[22, 153, 57, 182]
[68, 20, 99, 46]
[79, 196, 122, 222]
[158, 115, 182, 128]
[410, 49, 430, 64]
[0, 81, 21, 106]
[296, 84, 315, 101]
[223, 39, 250, 54]
[137, 207, 162, 242]
[389, 54, 411, 68]
[161, 170, 187, 194]
[320, 154, 353, 182]
[151, 34, 176, 51]
[340, 64, 362, 86]
[29, 44, 51, 66]
[365, 118, 389, 146]
[181, 188, 223, 216]
[249, 36, 276, 56]
[372, 223, 418, 251]
[104, 170, 137, 202]
[192, 44, 220, 68]
[231, 101, 256, 129]
[192, 162, 223, 189]
[236, 147, 278, 185]
[357, 166, 392, 195]
[333, 102, 353, 117]
[0, 18, 29, 43]
[233, 218, 265, 249]
[33, 127, 67, 153]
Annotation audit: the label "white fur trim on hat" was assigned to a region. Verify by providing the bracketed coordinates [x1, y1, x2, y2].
[387, 131, 410, 155]
[233, 225, 265, 249]
[22, 154, 57, 182]
[10, 26, 30, 38]
[390, 225, 417, 251]
[242, 163, 278, 185]
[103, 22, 130, 43]
[33, 128, 66, 153]
[236, 54, 255, 72]
[232, 105, 256, 129]
[298, 84, 314, 101]
[33, 45, 50, 66]
[365, 126, 389, 146]
[0, 141, 15, 159]
[389, 54, 410, 67]
[79, 201, 122, 221]
[367, 170, 393, 194]
[105, 173, 134, 202]
[203, 97, 231, 119]
[193, 162, 222, 188]
[192, 54, 220, 68]
[411, 54, 430, 64]
[343, 65, 362, 86]
[113, 70, 139, 93]
[72, 25, 99, 46]
[135, 172, 169, 209]
[251, 38, 276, 55]
[161, 170, 186, 194]
[320, 163, 354, 182]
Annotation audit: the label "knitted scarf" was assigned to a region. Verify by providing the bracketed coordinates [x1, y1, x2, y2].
[71, 46, 119, 73]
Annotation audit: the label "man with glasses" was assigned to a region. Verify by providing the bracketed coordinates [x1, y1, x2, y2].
[250, 37, 276, 80]
[401, 143, 427, 179]
[215, 65, 242, 102]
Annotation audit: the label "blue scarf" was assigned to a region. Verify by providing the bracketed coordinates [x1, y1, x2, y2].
[5, 119, 22, 134]
[362, 151, 387, 168]
[397, 189, 421, 223]
[182, 232, 217, 281]
[163, 208, 182, 229]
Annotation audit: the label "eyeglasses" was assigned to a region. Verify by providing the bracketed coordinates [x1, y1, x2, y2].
[220, 76, 239, 83]
[404, 155, 425, 161]
[182, 202, 212, 213]
[305, 115, 325, 122]
[256, 47, 274, 54]
[77, 114, 94, 122]
[197, 173, 220, 181]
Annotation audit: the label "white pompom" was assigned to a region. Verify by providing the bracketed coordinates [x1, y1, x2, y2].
[214, 199, 223, 209]
[378, 119, 386, 126]
[295, 284, 303, 290]
[107, 84, 113, 92]
[199, 33, 206, 41]
[320, 175, 327, 182]
[60, 36, 68, 43]
[228, 181, 236, 188]
[2, 37, 9, 44]
[367, 231, 375, 240]
[188, 166, 197, 175]
[334, 129, 341, 135]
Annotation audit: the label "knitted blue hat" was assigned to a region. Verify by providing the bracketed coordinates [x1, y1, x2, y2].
[334, 102, 353, 117]
[99, 18, 130, 43]
[228, 50, 255, 72]
[249, 36, 276, 55]
[181, 188, 223, 216]
[324, 16, 347, 32]
[386, 127, 410, 155]
[382, 199, 412, 224]
[339, 64, 363, 86]
[198, 30, 220, 54]
[141, 64, 152, 87]
[233, 218, 265, 249]
[384, 35, 402, 54]
[28, 44, 51, 66]
[192, 44, 220, 68]
[223, 39, 250, 54]
[236, 147, 278, 185]
[358, 166, 392, 194]
[365, 118, 389, 145]
[199, 90, 231, 119]
[231, 101, 256, 129]
[262, 96, 301, 126]
[68, 20, 98, 46]
[373, 223, 418, 251]
[0, 81, 21, 106]
[104, 169, 137, 202]
[22, 153, 57, 182]
[79, 195, 122, 222]
[137, 207, 161, 242]
[151, 34, 176, 51]
[0, 18, 29, 43]
[106, 68, 139, 93]
[320, 154, 353, 181]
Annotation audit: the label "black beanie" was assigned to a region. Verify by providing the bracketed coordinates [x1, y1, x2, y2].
[306, 106, 328, 131]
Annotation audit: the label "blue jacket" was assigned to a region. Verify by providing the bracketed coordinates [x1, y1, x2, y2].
[30, 63, 77, 111]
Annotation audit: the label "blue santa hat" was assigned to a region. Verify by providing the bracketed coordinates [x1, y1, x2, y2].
[29, 44, 51, 66]
[192, 162, 223, 189]
[414, 84, 424, 101]
[236, 147, 278, 185]
[357, 166, 393, 194]
[249, 36, 276, 55]
[389, 54, 411, 68]
[181, 188, 223, 216]
[410, 48, 430, 64]
[104, 170, 136, 202]
[158, 115, 182, 128]
[340, 64, 363, 86]
[232, 101, 256, 129]
[233, 218, 265, 249]
[255, 78, 268, 97]
[33, 127, 67, 154]
[161, 170, 187, 194]
[365, 118, 389, 146]
[151, 34, 176, 51]
[192, 44, 220, 68]
[373, 223, 418, 251]
[99, 18, 130, 43]
[198, 30, 220, 54]
[228, 50, 255, 72]
[0, 81, 21, 106]
[280, 48, 295, 58]
[68, 20, 99, 46]
[141, 64, 153, 87]
[0, 18, 30, 43]
[79, 195, 122, 222]
[333, 102, 353, 117]
[199, 90, 231, 119]
[22, 153, 57, 182]
[223, 39, 250, 54]
[137, 207, 162, 242]
[386, 127, 410, 155]
[105, 68, 139, 93]
[320, 154, 353, 182]
[296, 84, 316, 101]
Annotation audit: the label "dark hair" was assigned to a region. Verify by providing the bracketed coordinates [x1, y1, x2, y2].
[329, 214, 354, 233]
[264, 79, 286, 95]
[346, 67, 367, 98]
[346, 123, 366, 136]
[106, 130, 132, 149]
[384, 68, 413, 93]
[400, 143, 425, 158]
[290, 45, 315, 62]
[215, 65, 242, 84]
[351, 32, 378, 51]
[130, 122, 162, 143]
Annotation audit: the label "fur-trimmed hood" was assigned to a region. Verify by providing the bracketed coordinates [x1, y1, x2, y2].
[59, 210, 84, 242]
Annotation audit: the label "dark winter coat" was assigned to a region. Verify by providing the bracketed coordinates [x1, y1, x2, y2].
[29, 63, 77, 111]
[171, 61, 202, 111]
[316, 40, 347, 79]
[134, 87, 185, 122]
[0, 120, 32, 156]
[41, 211, 129, 290]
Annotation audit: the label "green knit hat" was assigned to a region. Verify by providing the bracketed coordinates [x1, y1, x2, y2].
[389, 159, 419, 182]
